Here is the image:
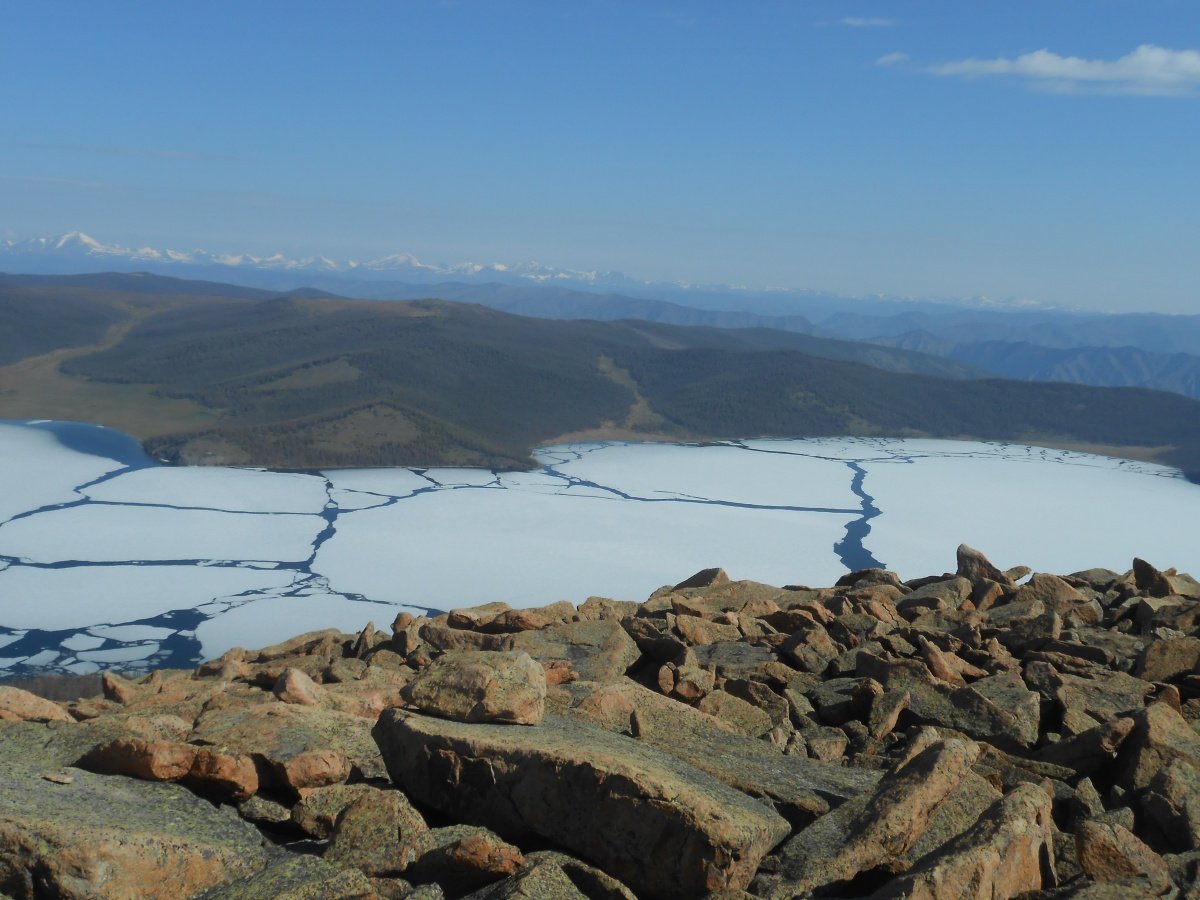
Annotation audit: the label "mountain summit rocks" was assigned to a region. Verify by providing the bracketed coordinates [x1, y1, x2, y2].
[2, 549, 1200, 897]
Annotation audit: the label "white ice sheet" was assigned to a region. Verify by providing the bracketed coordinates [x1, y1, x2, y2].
[861, 446, 1200, 578]
[0, 505, 323, 563]
[539, 441, 859, 509]
[0, 566, 298, 630]
[84, 466, 330, 513]
[316, 486, 852, 608]
[0, 424, 122, 523]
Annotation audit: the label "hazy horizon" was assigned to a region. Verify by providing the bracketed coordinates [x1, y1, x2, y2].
[3, 1, 1198, 313]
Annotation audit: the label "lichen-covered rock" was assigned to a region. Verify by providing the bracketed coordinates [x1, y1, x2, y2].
[202, 852, 376, 899]
[189, 701, 384, 792]
[1075, 819, 1171, 894]
[0, 686, 73, 723]
[510, 620, 640, 683]
[323, 788, 429, 877]
[756, 740, 982, 897]
[872, 782, 1057, 900]
[0, 725, 271, 899]
[373, 709, 790, 898]
[1116, 701, 1200, 793]
[291, 783, 380, 839]
[401, 651, 546, 725]
[406, 825, 524, 895]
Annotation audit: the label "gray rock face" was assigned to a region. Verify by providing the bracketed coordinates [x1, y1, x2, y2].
[372, 709, 790, 899]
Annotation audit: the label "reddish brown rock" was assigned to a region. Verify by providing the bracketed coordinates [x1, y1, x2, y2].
[407, 825, 524, 894]
[0, 686, 74, 723]
[1075, 819, 1171, 894]
[79, 737, 199, 782]
[373, 709, 790, 899]
[401, 650, 546, 725]
[873, 782, 1057, 899]
[272, 667, 324, 707]
[323, 788, 430, 877]
[957, 544, 1014, 587]
[758, 740, 982, 896]
[186, 747, 259, 802]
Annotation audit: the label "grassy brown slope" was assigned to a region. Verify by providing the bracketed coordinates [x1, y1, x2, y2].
[3, 280, 1200, 474]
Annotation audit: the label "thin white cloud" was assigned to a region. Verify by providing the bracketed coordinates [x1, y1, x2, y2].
[876, 52, 910, 67]
[929, 44, 1200, 96]
[841, 16, 896, 28]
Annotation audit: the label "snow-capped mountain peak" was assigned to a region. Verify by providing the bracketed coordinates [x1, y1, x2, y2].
[0, 231, 636, 291]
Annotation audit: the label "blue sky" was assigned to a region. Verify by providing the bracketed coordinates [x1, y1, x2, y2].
[2, 1, 1198, 312]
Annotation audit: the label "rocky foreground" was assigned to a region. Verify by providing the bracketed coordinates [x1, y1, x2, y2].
[3, 549, 1200, 898]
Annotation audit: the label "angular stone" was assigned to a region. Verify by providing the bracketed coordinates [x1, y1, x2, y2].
[0, 686, 73, 723]
[872, 782, 1057, 900]
[1116, 702, 1200, 793]
[401, 651, 546, 725]
[0, 729, 271, 898]
[323, 788, 429, 877]
[758, 739, 980, 897]
[272, 668, 324, 707]
[957, 545, 1014, 586]
[201, 852, 376, 899]
[1076, 819, 1171, 894]
[292, 783, 380, 839]
[373, 709, 790, 899]
[407, 825, 524, 895]
[551, 679, 874, 821]
[510, 620, 640, 683]
[696, 689, 774, 738]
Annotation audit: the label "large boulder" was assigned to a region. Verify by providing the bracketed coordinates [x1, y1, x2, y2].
[756, 740, 981, 897]
[509, 620, 640, 683]
[406, 825, 525, 895]
[1115, 701, 1200, 793]
[372, 709, 790, 898]
[200, 853, 375, 899]
[872, 782, 1057, 899]
[401, 651, 546, 725]
[0, 686, 73, 723]
[322, 788, 429, 877]
[550, 679, 876, 820]
[189, 702, 385, 792]
[0, 722, 271, 898]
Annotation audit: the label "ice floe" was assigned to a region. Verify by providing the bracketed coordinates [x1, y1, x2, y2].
[1, 422, 1198, 677]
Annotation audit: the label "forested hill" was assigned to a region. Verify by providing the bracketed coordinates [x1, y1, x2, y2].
[2, 274, 1199, 478]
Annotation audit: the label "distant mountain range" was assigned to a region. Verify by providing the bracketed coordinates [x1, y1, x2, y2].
[0, 231, 1048, 314]
[5, 233, 1200, 402]
[3, 271, 1200, 481]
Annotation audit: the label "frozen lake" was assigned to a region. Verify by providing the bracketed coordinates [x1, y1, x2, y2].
[1, 420, 1197, 677]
